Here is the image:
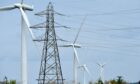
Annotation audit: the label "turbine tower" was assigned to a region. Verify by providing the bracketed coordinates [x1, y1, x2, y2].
[0, 1, 34, 84]
[31, 2, 64, 84]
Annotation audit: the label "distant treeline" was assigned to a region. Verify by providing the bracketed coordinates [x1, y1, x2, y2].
[0, 80, 16, 84]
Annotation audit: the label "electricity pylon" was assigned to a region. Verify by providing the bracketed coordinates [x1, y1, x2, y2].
[31, 2, 64, 84]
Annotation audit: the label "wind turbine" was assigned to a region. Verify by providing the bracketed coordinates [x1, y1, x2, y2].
[60, 16, 87, 84]
[97, 62, 106, 83]
[0, 1, 34, 84]
[79, 64, 90, 84]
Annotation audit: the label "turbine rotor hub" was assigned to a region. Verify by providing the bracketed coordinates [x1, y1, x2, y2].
[14, 3, 33, 11]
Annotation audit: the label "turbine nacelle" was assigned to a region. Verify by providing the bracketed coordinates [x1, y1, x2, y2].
[97, 63, 106, 68]
[79, 64, 86, 68]
[0, 3, 33, 11]
[79, 64, 90, 74]
[60, 44, 81, 48]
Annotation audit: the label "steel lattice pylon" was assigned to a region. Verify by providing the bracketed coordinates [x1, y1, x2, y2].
[31, 2, 64, 84]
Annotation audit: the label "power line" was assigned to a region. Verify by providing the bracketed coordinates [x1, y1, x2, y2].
[54, 14, 140, 31]
[65, 8, 140, 17]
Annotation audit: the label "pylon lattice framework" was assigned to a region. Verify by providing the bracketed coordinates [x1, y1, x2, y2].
[31, 2, 64, 84]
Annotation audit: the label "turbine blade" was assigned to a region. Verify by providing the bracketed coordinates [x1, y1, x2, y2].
[19, 8, 29, 26]
[84, 65, 90, 75]
[73, 47, 80, 64]
[103, 63, 106, 67]
[0, 5, 16, 11]
[58, 44, 72, 47]
[19, 8, 36, 40]
[97, 62, 101, 66]
[59, 44, 81, 48]
[73, 15, 87, 44]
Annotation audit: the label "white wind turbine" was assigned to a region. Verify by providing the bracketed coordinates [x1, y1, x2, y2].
[60, 16, 87, 84]
[79, 64, 90, 84]
[0, 1, 35, 84]
[97, 62, 106, 83]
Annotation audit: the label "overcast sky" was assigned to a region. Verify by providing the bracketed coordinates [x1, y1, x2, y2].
[0, 0, 140, 84]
